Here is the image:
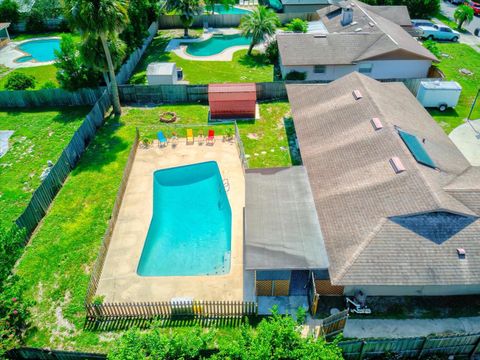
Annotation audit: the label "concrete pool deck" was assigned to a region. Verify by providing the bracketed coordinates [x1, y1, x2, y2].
[96, 137, 245, 303]
[0, 37, 59, 68]
[166, 28, 262, 61]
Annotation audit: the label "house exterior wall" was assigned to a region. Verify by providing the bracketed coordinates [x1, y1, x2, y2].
[344, 284, 480, 296]
[280, 59, 432, 81]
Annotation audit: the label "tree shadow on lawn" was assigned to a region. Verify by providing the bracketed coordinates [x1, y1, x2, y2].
[69, 114, 131, 175]
[237, 53, 271, 69]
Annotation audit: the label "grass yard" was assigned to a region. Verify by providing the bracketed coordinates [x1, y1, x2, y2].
[429, 43, 480, 133]
[129, 31, 274, 85]
[123, 101, 296, 168]
[0, 107, 88, 228]
[0, 65, 59, 90]
[14, 100, 292, 351]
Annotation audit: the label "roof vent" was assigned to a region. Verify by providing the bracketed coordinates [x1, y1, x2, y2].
[341, 6, 354, 26]
[368, 21, 375, 27]
[351, 21, 358, 26]
[371, 117, 383, 130]
[354, 27, 362, 32]
[353, 89, 362, 100]
[390, 157, 405, 173]
[457, 248, 466, 259]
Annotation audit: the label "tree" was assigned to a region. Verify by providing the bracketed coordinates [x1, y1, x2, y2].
[0, 0, 20, 24]
[361, 0, 439, 20]
[55, 34, 102, 91]
[240, 6, 279, 56]
[121, 0, 159, 54]
[31, 0, 65, 19]
[454, 4, 474, 30]
[4, 72, 36, 90]
[165, 0, 203, 37]
[65, 0, 129, 115]
[286, 18, 308, 33]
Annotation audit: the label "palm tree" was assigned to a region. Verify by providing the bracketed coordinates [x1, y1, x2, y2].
[165, 0, 203, 37]
[454, 4, 474, 30]
[65, 0, 129, 115]
[240, 6, 279, 56]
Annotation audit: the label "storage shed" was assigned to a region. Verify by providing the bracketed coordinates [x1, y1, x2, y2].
[146, 62, 177, 85]
[208, 83, 257, 120]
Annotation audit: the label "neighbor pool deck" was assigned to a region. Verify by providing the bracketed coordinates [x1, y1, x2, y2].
[0, 37, 59, 68]
[96, 137, 245, 302]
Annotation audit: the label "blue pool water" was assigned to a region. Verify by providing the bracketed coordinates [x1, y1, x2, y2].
[210, 4, 252, 14]
[15, 38, 60, 63]
[137, 161, 232, 276]
[185, 34, 252, 56]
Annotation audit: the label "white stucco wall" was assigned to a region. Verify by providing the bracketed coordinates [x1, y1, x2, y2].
[344, 284, 480, 296]
[280, 59, 432, 81]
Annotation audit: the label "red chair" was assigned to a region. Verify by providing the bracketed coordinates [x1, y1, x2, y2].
[207, 129, 215, 145]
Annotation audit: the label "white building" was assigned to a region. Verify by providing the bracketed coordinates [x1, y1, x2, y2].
[146, 62, 178, 85]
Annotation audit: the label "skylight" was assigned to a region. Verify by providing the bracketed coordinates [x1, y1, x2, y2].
[398, 130, 436, 169]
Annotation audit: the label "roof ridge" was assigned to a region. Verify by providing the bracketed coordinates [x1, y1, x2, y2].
[331, 217, 388, 284]
[354, 33, 392, 61]
[444, 165, 474, 189]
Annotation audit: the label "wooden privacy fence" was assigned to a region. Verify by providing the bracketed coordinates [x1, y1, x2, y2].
[84, 129, 139, 305]
[340, 332, 480, 360]
[15, 91, 111, 234]
[86, 300, 258, 320]
[116, 22, 158, 85]
[158, 12, 318, 28]
[0, 87, 103, 108]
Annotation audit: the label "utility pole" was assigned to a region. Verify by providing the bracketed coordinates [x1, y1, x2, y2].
[467, 88, 480, 121]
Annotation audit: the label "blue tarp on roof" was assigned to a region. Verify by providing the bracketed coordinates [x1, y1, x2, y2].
[398, 130, 436, 169]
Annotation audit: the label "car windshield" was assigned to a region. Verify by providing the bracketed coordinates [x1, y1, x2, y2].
[433, 25, 439, 29]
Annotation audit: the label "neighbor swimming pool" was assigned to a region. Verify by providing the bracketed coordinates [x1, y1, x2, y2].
[137, 161, 232, 276]
[15, 38, 60, 63]
[210, 4, 252, 14]
[184, 34, 252, 56]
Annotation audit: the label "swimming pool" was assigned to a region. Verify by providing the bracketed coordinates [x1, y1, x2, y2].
[185, 34, 252, 56]
[15, 38, 60, 63]
[137, 161, 232, 276]
[209, 4, 252, 14]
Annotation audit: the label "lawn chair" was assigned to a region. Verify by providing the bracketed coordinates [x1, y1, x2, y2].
[186, 128, 194, 144]
[198, 130, 205, 145]
[157, 131, 168, 147]
[207, 129, 215, 145]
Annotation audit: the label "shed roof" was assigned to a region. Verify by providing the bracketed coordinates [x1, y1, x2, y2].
[208, 83, 257, 102]
[146, 62, 176, 76]
[245, 166, 329, 271]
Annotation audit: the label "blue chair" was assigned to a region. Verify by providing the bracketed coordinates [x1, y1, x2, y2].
[157, 131, 168, 147]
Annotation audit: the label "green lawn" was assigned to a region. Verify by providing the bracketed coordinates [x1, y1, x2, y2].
[429, 43, 480, 133]
[11, 32, 80, 42]
[14, 101, 292, 351]
[129, 31, 274, 85]
[0, 108, 88, 228]
[0, 65, 59, 90]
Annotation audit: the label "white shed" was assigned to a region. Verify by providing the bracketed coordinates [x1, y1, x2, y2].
[146, 62, 177, 85]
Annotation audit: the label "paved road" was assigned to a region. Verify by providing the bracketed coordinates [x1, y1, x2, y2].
[440, 0, 480, 34]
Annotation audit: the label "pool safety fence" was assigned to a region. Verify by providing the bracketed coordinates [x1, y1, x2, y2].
[158, 12, 319, 29]
[15, 90, 112, 235]
[86, 300, 258, 320]
[85, 128, 139, 306]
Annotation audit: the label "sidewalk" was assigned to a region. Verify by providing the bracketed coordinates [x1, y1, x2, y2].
[344, 316, 480, 338]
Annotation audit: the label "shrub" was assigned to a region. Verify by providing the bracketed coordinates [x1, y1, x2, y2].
[286, 18, 308, 33]
[26, 9, 45, 33]
[454, 4, 474, 30]
[265, 39, 279, 64]
[0, 0, 20, 24]
[361, 0, 439, 19]
[41, 81, 57, 89]
[4, 72, 36, 90]
[423, 39, 441, 58]
[285, 71, 307, 81]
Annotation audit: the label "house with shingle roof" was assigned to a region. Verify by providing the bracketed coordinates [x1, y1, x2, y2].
[284, 72, 480, 296]
[277, 0, 437, 81]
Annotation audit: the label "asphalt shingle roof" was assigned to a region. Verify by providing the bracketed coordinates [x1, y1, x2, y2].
[286, 72, 480, 286]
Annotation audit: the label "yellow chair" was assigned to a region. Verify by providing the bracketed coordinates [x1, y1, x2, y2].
[186, 128, 194, 144]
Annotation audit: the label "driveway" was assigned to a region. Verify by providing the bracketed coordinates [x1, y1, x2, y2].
[449, 119, 480, 165]
[439, 1, 480, 51]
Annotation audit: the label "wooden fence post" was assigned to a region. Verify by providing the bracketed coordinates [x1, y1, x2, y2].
[358, 341, 367, 360]
[470, 334, 480, 360]
[418, 336, 429, 358]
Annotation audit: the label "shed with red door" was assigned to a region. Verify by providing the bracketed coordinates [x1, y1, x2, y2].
[208, 83, 257, 120]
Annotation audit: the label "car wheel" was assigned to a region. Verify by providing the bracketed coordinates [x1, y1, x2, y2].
[452, 36, 459, 42]
[439, 104, 447, 112]
[427, 35, 434, 40]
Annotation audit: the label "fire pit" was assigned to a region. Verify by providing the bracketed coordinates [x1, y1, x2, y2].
[159, 112, 177, 123]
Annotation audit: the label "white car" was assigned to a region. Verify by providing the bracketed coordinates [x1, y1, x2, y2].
[419, 24, 460, 41]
